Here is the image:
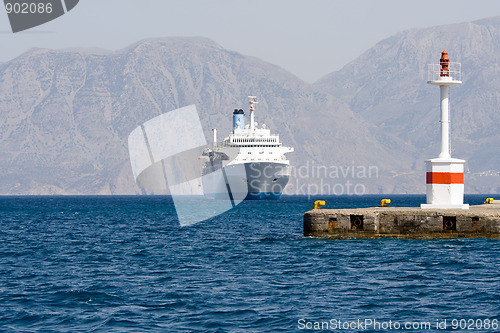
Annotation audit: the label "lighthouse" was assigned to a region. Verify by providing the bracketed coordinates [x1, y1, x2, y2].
[421, 51, 469, 209]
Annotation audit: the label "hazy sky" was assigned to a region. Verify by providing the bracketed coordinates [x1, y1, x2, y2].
[1, 0, 500, 82]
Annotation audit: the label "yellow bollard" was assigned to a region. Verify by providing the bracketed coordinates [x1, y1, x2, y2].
[314, 200, 325, 209]
[485, 198, 494, 204]
[381, 199, 391, 207]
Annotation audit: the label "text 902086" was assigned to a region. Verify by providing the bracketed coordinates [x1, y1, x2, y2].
[5, 2, 53, 14]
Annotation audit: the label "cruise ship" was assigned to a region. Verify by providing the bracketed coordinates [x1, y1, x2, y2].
[201, 97, 293, 200]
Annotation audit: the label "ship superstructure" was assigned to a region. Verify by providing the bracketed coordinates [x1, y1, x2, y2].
[201, 97, 293, 199]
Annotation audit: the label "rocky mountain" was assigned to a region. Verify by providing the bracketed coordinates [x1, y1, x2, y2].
[1, 17, 499, 195]
[315, 16, 500, 194]
[0, 37, 405, 195]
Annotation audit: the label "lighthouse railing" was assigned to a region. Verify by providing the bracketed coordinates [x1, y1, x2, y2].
[427, 62, 461, 82]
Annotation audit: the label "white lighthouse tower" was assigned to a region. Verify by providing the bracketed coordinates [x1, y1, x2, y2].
[421, 50, 469, 210]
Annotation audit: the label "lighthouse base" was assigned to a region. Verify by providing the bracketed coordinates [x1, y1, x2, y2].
[421, 158, 469, 210]
[421, 203, 469, 209]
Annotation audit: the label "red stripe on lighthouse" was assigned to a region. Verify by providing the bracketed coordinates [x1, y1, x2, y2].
[426, 172, 464, 184]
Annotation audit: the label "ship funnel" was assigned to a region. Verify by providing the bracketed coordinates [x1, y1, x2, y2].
[233, 109, 245, 131]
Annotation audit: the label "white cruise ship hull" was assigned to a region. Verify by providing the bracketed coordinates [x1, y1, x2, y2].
[202, 161, 291, 200]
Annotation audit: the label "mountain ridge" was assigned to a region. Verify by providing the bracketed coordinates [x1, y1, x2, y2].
[1, 19, 499, 194]
[314, 16, 500, 193]
[1, 36, 403, 194]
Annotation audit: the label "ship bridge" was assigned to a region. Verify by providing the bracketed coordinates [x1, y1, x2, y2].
[225, 129, 282, 148]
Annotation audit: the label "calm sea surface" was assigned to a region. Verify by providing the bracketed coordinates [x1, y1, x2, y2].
[0, 195, 498, 332]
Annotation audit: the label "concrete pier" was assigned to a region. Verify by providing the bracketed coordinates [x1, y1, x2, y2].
[304, 203, 500, 239]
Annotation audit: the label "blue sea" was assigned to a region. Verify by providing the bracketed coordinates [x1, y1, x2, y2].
[0, 195, 498, 332]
